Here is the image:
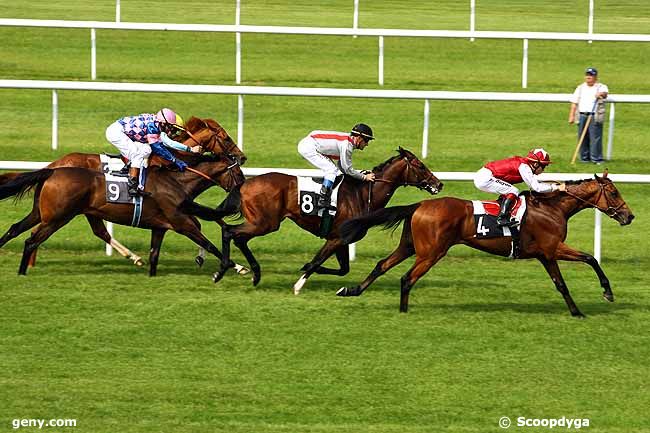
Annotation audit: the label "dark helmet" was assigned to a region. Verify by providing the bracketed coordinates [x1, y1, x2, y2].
[351, 123, 374, 141]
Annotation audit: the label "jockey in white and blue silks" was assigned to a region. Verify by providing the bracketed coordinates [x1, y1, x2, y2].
[105, 108, 201, 196]
[298, 123, 376, 209]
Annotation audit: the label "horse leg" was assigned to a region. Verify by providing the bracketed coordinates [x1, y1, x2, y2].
[399, 251, 445, 313]
[196, 247, 206, 267]
[18, 218, 72, 275]
[85, 216, 144, 267]
[338, 236, 415, 297]
[309, 245, 350, 276]
[214, 222, 263, 286]
[233, 235, 262, 286]
[554, 242, 614, 302]
[149, 228, 166, 277]
[212, 224, 236, 284]
[0, 207, 41, 249]
[538, 257, 584, 318]
[294, 239, 343, 295]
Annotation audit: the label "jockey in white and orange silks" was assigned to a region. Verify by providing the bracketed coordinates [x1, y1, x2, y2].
[105, 108, 201, 196]
[297, 123, 376, 209]
[474, 148, 566, 226]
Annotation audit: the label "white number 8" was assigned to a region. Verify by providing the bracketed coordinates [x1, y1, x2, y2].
[301, 194, 314, 214]
[108, 183, 120, 201]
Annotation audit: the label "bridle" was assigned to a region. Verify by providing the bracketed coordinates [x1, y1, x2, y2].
[563, 180, 625, 218]
[366, 156, 439, 212]
[185, 155, 242, 190]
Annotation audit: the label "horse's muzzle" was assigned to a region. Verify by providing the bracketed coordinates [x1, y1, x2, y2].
[621, 213, 635, 226]
[426, 182, 443, 195]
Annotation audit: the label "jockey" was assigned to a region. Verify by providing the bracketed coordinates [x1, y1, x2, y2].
[474, 148, 566, 226]
[298, 123, 376, 209]
[105, 108, 200, 196]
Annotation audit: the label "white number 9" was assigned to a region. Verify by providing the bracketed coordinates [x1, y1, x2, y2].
[108, 183, 120, 201]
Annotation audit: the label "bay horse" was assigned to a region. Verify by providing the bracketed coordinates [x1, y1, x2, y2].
[209, 147, 444, 291]
[337, 171, 634, 317]
[0, 117, 246, 276]
[0, 151, 245, 276]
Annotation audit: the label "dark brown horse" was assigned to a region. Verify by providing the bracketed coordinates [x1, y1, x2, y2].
[0, 151, 245, 276]
[209, 148, 444, 291]
[338, 172, 634, 317]
[0, 117, 246, 275]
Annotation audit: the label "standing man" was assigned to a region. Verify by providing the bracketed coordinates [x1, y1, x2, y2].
[568, 67, 609, 164]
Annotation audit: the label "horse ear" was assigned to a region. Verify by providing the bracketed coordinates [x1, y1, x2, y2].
[603, 168, 609, 178]
[397, 146, 405, 154]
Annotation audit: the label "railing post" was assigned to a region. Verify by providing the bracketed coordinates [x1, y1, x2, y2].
[235, 0, 242, 84]
[115, 0, 121, 23]
[349, 243, 356, 261]
[606, 102, 615, 160]
[594, 209, 601, 263]
[90, 28, 97, 80]
[378, 36, 384, 86]
[588, 0, 594, 43]
[521, 38, 528, 88]
[237, 94, 244, 150]
[353, 0, 359, 38]
[422, 99, 430, 158]
[469, 0, 476, 42]
[106, 222, 114, 256]
[52, 90, 58, 151]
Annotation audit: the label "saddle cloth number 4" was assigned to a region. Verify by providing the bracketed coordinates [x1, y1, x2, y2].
[476, 216, 490, 236]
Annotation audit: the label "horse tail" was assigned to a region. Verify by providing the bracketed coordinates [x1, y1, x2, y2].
[339, 203, 421, 245]
[0, 169, 54, 201]
[214, 184, 243, 220]
[0, 172, 21, 186]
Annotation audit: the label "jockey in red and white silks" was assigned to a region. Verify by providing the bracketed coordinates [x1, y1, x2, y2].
[298, 123, 376, 209]
[474, 148, 566, 226]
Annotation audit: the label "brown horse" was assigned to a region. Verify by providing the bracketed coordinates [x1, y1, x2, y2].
[0, 117, 246, 275]
[0, 151, 245, 276]
[209, 147, 444, 291]
[338, 172, 634, 317]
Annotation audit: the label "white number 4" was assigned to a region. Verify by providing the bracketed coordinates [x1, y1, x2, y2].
[477, 216, 490, 236]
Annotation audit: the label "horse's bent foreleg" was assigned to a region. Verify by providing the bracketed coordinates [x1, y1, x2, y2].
[214, 221, 267, 286]
[310, 245, 350, 276]
[554, 242, 614, 302]
[86, 216, 144, 267]
[538, 257, 584, 317]
[294, 239, 343, 295]
[338, 240, 415, 297]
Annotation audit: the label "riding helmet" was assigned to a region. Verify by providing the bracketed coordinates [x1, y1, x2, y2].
[351, 123, 374, 141]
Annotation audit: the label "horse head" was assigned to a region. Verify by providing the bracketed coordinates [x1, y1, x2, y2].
[182, 117, 247, 165]
[376, 147, 443, 195]
[567, 170, 635, 226]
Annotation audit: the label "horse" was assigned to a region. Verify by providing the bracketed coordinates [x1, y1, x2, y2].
[337, 171, 634, 317]
[209, 147, 444, 292]
[0, 117, 246, 275]
[0, 151, 245, 276]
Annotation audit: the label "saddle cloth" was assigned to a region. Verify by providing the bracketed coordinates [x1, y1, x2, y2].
[297, 176, 342, 217]
[471, 196, 527, 238]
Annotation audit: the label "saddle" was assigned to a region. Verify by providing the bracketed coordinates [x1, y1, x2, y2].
[471, 195, 528, 258]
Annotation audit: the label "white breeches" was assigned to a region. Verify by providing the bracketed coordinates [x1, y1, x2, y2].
[105, 121, 151, 169]
[474, 167, 519, 196]
[298, 137, 341, 182]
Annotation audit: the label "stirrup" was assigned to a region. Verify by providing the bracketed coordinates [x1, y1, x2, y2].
[497, 217, 516, 227]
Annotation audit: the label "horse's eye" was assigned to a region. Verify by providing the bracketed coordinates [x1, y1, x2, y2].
[611, 191, 618, 198]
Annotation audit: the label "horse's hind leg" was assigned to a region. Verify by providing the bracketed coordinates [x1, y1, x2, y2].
[148, 228, 166, 277]
[0, 207, 40, 249]
[538, 257, 584, 317]
[338, 235, 415, 297]
[554, 242, 614, 302]
[294, 239, 343, 295]
[18, 218, 72, 275]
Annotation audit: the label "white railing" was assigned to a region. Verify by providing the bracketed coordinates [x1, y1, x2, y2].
[1, 160, 647, 263]
[2, 79, 650, 159]
[2, 18, 650, 89]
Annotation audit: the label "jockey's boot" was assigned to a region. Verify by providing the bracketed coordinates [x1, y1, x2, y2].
[317, 179, 334, 209]
[497, 194, 517, 227]
[127, 167, 149, 197]
[118, 162, 130, 177]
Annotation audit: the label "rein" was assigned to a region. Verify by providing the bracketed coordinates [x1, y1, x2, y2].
[562, 181, 624, 218]
[185, 160, 239, 186]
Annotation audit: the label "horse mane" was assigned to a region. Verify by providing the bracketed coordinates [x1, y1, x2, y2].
[177, 151, 222, 167]
[372, 154, 401, 172]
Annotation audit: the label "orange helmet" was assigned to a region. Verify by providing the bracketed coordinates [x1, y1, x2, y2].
[526, 148, 552, 166]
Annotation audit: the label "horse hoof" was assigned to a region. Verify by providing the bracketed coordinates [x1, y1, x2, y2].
[336, 287, 348, 296]
[212, 271, 224, 283]
[293, 274, 308, 295]
[234, 263, 250, 275]
[195, 256, 205, 267]
[134, 258, 144, 267]
[603, 292, 615, 302]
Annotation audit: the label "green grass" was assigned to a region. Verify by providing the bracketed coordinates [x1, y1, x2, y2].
[1, 2, 650, 432]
